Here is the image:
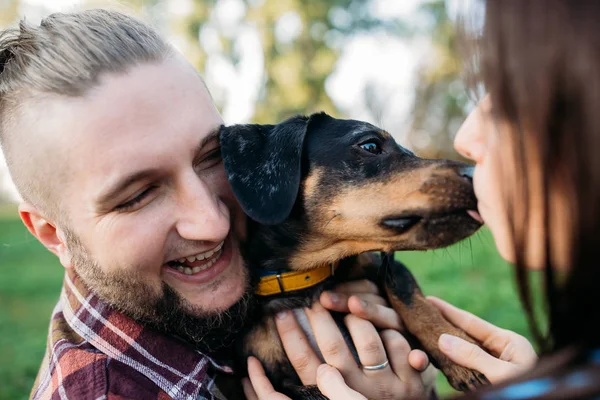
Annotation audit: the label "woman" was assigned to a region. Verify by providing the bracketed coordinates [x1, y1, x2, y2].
[245, 0, 600, 398]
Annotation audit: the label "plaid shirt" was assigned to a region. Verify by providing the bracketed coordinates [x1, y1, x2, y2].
[30, 270, 244, 400]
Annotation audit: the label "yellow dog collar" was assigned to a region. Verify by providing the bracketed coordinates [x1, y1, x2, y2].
[255, 263, 338, 297]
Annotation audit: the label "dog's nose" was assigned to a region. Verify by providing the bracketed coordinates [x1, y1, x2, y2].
[458, 165, 474, 184]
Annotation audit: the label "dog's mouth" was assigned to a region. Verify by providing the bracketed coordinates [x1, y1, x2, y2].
[381, 208, 482, 235]
[381, 215, 423, 233]
[466, 209, 484, 223]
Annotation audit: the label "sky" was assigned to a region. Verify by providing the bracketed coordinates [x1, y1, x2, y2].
[0, 0, 433, 201]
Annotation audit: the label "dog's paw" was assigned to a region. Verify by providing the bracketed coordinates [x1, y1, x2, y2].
[442, 363, 489, 392]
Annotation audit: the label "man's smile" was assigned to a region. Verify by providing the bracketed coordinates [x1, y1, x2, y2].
[162, 235, 234, 283]
[168, 240, 225, 273]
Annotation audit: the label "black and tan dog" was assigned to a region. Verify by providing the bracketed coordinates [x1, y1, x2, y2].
[219, 112, 488, 399]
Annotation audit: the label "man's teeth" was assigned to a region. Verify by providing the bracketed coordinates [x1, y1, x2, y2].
[177, 241, 224, 263]
[173, 248, 223, 275]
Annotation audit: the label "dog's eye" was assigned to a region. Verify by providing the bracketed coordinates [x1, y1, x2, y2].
[359, 141, 382, 154]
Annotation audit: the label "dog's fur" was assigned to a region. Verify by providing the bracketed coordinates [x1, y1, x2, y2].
[220, 113, 488, 399]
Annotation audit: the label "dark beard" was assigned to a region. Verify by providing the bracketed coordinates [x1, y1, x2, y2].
[65, 228, 256, 356]
[142, 283, 256, 354]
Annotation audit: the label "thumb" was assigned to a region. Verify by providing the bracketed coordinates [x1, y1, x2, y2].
[316, 364, 366, 400]
[439, 334, 508, 383]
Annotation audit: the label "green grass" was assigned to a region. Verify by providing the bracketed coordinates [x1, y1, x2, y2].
[398, 232, 530, 395]
[0, 207, 530, 399]
[0, 206, 64, 400]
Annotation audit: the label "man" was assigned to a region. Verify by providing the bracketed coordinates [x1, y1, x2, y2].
[1, 8, 252, 399]
[0, 9, 428, 400]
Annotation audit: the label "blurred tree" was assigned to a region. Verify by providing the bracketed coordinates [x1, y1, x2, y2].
[0, 0, 20, 27]
[180, 0, 407, 123]
[405, 0, 470, 161]
[0, 0, 20, 204]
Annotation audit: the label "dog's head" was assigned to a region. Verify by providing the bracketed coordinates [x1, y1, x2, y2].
[220, 112, 481, 270]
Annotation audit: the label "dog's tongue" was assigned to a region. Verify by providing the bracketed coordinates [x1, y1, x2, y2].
[467, 210, 484, 224]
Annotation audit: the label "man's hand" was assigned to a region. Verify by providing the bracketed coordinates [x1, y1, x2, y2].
[243, 302, 427, 400]
[274, 302, 427, 399]
[243, 279, 435, 399]
[320, 279, 430, 372]
[243, 357, 367, 400]
[429, 296, 537, 384]
[320, 280, 404, 331]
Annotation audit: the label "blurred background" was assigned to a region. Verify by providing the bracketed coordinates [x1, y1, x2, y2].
[0, 0, 528, 398]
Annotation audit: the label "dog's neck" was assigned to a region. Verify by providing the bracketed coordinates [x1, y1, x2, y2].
[242, 217, 308, 271]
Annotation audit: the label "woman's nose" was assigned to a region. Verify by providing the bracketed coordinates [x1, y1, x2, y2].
[454, 102, 487, 162]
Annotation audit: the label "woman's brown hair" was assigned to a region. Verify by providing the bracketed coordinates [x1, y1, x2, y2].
[462, 0, 600, 396]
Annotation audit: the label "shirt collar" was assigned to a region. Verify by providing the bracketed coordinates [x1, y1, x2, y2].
[61, 270, 233, 400]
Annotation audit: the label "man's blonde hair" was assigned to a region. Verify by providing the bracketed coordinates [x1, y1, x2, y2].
[0, 9, 172, 220]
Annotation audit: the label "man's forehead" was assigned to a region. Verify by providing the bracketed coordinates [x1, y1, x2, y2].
[16, 56, 222, 200]
[49, 60, 211, 141]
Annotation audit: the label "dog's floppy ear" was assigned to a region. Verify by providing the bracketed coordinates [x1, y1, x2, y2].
[220, 115, 309, 225]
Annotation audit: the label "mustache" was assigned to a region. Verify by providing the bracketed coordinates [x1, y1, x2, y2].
[68, 225, 255, 355]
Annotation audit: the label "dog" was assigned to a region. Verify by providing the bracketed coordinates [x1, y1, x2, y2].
[219, 112, 489, 399]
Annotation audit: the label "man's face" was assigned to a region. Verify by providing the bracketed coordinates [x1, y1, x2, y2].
[30, 55, 249, 342]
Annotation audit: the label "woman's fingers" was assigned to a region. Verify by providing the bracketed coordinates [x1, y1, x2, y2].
[274, 310, 323, 385]
[246, 357, 291, 400]
[438, 334, 512, 383]
[304, 302, 357, 373]
[428, 297, 537, 366]
[316, 364, 367, 400]
[427, 296, 503, 343]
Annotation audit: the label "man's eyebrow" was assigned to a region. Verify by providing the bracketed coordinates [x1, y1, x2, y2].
[193, 127, 221, 166]
[96, 128, 222, 207]
[95, 169, 159, 206]
[197, 127, 221, 151]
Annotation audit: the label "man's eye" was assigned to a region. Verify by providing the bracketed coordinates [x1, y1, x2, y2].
[195, 148, 223, 170]
[115, 187, 155, 211]
[359, 141, 382, 155]
[207, 148, 222, 162]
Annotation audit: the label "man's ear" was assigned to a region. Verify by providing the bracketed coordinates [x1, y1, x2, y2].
[19, 202, 73, 269]
[219, 115, 309, 225]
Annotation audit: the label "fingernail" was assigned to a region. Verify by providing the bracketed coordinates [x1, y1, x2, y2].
[276, 310, 288, 320]
[326, 292, 340, 305]
[360, 299, 368, 308]
[439, 334, 456, 352]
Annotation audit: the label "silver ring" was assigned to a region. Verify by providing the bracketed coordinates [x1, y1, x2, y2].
[361, 360, 389, 371]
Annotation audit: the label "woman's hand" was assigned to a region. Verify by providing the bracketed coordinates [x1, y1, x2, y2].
[428, 296, 537, 384]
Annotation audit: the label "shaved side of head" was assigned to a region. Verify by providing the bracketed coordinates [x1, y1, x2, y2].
[0, 9, 172, 223]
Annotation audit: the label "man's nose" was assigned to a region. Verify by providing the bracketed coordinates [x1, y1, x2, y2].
[176, 176, 230, 241]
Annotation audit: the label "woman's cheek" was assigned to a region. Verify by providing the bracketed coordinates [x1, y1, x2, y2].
[476, 155, 516, 263]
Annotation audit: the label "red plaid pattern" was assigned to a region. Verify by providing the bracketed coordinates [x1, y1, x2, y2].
[30, 270, 237, 400]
